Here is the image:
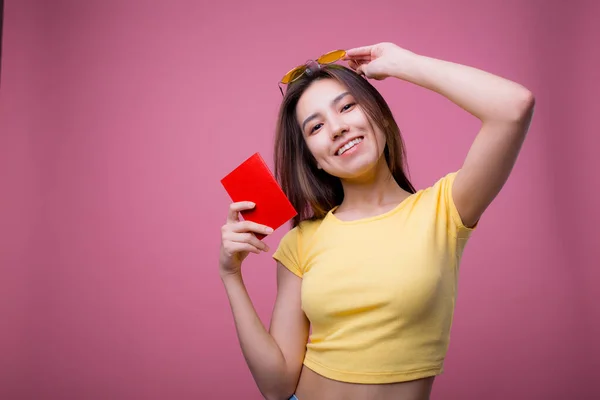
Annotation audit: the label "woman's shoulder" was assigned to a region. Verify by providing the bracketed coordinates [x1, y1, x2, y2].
[273, 217, 325, 277]
[410, 170, 460, 203]
[282, 216, 325, 242]
[298, 216, 325, 231]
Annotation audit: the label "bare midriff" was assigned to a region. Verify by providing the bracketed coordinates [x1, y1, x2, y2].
[294, 365, 436, 400]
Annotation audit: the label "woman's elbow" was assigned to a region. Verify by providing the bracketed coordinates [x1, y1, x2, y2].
[263, 387, 295, 400]
[264, 376, 298, 400]
[514, 88, 536, 123]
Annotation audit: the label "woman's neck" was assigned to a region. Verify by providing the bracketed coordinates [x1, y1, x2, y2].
[336, 157, 411, 214]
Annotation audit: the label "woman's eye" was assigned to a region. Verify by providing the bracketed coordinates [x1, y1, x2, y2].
[342, 103, 355, 111]
[311, 123, 323, 133]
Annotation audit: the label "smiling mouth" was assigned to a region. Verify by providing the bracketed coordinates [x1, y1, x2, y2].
[336, 137, 364, 156]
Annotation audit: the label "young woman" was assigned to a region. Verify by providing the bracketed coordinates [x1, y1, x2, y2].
[219, 42, 535, 400]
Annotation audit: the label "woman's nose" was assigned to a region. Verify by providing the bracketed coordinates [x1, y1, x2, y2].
[330, 118, 349, 140]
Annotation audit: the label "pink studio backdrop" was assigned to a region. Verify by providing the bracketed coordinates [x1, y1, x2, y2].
[1, 1, 598, 399]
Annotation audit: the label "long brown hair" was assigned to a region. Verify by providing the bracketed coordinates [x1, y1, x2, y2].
[274, 64, 415, 228]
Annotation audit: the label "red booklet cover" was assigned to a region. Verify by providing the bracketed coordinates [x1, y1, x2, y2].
[220, 153, 298, 240]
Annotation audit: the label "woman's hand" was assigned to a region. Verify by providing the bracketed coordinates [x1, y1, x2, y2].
[219, 201, 273, 278]
[344, 42, 418, 81]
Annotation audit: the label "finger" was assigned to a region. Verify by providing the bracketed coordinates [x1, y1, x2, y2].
[344, 55, 372, 63]
[344, 54, 372, 59]
[356, 64, 366, 76]
[344, 46, 373, 58]
[348, 60, 358, 70]
[226, 242, 262, 255]
[349, 59, 369, 69]
[227, 201, 255, 223]
[231, 220, 274, 236]
[227, 231, 270, 252]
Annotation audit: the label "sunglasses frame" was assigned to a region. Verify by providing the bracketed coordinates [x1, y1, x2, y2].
[278, 49, 347, 96]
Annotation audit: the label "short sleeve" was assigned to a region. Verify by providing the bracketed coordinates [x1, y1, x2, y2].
[436, 170, 478, 240]
[272, 226, 303, 278]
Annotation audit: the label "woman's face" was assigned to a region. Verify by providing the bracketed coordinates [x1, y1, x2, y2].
[295, 79, 387, 180]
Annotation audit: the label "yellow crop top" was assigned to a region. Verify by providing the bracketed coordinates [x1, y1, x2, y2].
[272, 171, 477, 384]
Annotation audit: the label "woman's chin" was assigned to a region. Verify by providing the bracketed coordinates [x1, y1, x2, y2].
[331, 160, 381, 181]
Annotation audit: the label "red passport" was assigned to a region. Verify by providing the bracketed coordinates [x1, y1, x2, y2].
[220, 153, 298, 240]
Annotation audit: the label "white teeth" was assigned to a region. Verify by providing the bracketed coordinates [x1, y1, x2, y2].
[337, 138, 363, 156]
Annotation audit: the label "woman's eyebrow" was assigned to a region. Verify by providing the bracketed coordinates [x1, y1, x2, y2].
[301, 92, 351, 131]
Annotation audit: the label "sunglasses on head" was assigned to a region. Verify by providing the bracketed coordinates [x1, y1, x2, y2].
[278, 49, 347, 96]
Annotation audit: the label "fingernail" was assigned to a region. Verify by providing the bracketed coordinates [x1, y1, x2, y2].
[249, 202, 256, 207]
[266, 227, 273, 233]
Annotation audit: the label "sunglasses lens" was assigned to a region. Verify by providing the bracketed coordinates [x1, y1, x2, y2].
[281, 66, 307, 84]
[317, 50, 346, 64]
[280, 50, 346, 89]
